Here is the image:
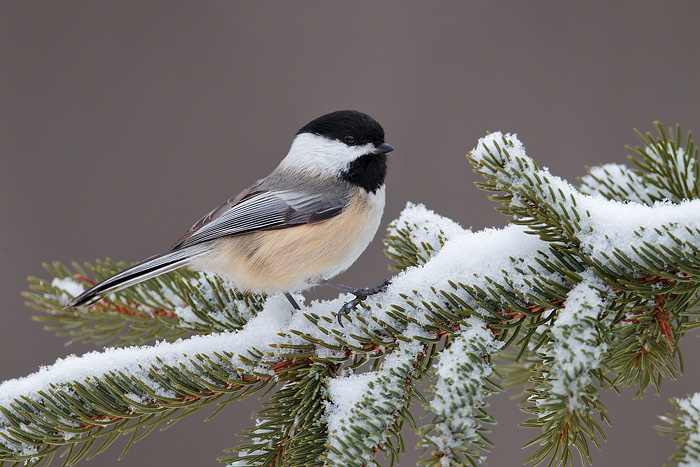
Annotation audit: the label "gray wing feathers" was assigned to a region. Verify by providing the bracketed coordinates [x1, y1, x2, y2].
[171, 190, 345, 250]
[168, 184, 261, 251]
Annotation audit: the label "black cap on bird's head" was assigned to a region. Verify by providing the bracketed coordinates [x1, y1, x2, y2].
[297, 110, 393, 155]
[282, 110, 394, 193]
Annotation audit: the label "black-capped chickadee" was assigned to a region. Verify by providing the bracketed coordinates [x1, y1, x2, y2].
[68, 110, 394, 319]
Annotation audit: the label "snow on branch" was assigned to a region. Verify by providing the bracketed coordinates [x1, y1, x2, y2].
[1, 295, 295, 409]
[419, 316, 503, 466]
[324, 324, 431, 466]
[0, 297, 295, 460]
[540, 277, 608, 411]
[520, 277, 610, 465]
[659, 393, 700, 466]
[470, 131, 700, 262]
[580, 163, 662, 205]
[6, 128, 700, 466]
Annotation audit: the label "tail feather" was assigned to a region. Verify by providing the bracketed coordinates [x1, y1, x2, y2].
[67, 246, 206, 308]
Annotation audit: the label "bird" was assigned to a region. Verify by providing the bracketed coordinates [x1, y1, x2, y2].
[67, 110, 394, 322]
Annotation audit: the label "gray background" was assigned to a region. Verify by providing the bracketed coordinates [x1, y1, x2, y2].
[2, 2, 700, 466]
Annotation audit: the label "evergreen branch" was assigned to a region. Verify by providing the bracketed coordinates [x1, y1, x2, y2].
[382, 200, 569, 353]
[323, 325, 431, 467]
[172, 270, 266, 333]
[579, 163, 662, 205]
[223, 361, 332, 467]
[627, 122, 699, 202]
[384, 202, 464, 271]
[0, 309, 294, 466]
[657, 393, 700, 466]
[581, 122, 698, 205]
[469, 131, 700, 396]
[467, 134, 581, 249]
[418, 317, 503, 467]
[24, 261, 265, 346]
[520, 279, 610, 467]
[605, 287, 691, 397]
[8, 124, 700, 467]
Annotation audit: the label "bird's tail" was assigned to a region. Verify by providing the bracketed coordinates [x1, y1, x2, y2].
[67, 246, 207, 308]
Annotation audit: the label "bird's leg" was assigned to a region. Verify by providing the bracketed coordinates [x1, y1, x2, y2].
[284, 292, 301, 310]
[318, 278, 391, 326]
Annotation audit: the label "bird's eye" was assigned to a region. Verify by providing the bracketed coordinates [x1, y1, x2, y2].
[344, 135, 357, 145]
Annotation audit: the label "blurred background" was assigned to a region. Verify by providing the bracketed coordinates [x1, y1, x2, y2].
[2, 2, 700, 465]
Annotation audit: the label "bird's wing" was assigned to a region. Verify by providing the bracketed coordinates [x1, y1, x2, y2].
[168, 183, 260, 250]
[168, 184, 344, 251]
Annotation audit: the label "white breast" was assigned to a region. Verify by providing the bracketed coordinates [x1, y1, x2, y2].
[318, 184, 385, 280]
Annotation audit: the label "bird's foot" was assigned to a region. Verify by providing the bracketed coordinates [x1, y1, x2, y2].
[335, 279, 391, 326]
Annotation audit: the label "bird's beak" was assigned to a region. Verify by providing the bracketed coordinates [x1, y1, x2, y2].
[375, 143, 395, 154]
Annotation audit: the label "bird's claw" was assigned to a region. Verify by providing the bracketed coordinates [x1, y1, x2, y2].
[337, 278, 392, 327]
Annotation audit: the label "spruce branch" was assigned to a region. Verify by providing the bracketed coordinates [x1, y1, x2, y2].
[6, 123, 700, 467]
[417, 317, 503, 467]
[384, 203, 464, 271]
[24, 261, 265, 346]
[658, 393, 700, 466]
[323, 324, 432, 467]
[0, 297, 315, 467]
[580, 122, 698, 204]
[520, 279, 610, 467]
[0, 328, 279, 466]
[24, 260, 187, 346]
[469, 131, 700, 396]
[579, 163, 660, 205]
[223, 360, 332, 467]
[626, 122, 699, 202]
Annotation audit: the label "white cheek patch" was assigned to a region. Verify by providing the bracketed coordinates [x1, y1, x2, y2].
[279, 133, 375, 177]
